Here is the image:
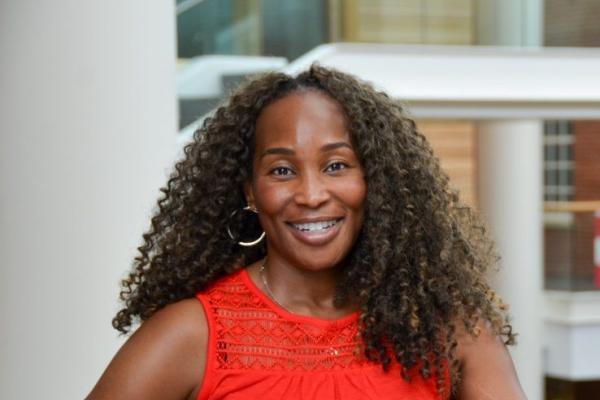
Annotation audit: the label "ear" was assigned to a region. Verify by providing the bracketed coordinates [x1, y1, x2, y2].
[243, 180, 254, 208]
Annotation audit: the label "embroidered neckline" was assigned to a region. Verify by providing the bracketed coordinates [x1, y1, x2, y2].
[201, 268, 366, 372]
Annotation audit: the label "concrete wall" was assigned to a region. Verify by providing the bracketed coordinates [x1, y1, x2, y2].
[0, 2, 178, 398]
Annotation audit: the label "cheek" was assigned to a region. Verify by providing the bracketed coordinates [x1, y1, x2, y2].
[337, 178, 367, 211]
[253, 181, 291, 215]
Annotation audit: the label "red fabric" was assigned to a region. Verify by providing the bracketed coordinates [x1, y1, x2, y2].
[195, 268, 447, 400]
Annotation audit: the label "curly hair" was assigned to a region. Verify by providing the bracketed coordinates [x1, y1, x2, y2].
[113, 64, 514, 395]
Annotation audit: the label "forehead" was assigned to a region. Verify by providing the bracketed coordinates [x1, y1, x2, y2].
[254, 90, 350, 149]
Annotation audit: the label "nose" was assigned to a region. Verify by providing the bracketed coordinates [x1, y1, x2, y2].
[294, 170, 330, 208]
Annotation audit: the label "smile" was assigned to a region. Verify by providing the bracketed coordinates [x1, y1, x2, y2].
[285, 218, 345, 246]
[291, 219, 340, 233]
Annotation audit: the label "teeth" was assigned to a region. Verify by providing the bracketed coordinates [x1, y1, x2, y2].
[293, 220, 338, 232]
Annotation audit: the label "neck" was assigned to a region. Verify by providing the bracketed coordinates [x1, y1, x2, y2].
[258, 256, 348, 317]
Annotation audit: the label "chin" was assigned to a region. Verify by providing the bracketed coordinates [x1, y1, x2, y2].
[291, 247, 350, 272]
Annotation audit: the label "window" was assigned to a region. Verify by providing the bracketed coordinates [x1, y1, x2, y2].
[544, 121, 574, 201]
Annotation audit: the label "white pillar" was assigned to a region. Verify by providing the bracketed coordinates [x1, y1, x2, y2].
[477, 1, 544, 398]
[476, 0, 544, 47]
[478, 120, 544, 400]
[0, 2, 177, 399]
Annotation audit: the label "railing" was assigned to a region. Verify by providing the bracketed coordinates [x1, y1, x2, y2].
[545, 201, 600, 213]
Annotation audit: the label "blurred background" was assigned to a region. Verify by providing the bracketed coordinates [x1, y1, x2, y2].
[1, 1, 600, 399]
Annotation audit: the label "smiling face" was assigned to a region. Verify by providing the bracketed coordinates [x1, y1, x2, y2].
[245, 90, 366, 272]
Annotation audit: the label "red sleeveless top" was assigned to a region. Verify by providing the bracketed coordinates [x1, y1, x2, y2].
[195, 268, 447, 400]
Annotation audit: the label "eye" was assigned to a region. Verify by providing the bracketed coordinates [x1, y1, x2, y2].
[325, 162, 348, 173]
[271, 166, 294, 176]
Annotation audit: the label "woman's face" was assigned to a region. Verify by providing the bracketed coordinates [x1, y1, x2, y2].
[245, 90, 366, 271]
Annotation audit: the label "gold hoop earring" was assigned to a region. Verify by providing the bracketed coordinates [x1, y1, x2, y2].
[226, 205, 265, 247]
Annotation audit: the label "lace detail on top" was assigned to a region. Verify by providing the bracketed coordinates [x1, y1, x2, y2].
[199, 269, 365, 372]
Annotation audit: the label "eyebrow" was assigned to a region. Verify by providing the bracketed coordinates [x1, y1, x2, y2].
[260, 141, 353, 159]
[321, 142, 353, 152]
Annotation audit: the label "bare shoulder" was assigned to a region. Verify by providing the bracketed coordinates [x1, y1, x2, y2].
[455, 319, 505, 359]
[454, 319, 527, 400]
[139, 297, 208, 342]
[86, 298, 208, 400]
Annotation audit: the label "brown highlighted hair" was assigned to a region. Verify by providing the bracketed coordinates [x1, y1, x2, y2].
[113, 65, 514, 395]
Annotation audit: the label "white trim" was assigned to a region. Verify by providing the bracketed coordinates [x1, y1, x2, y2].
[544, 136, 573, 146]
[177, 55, 288, 98]
[545, 291, 600, 325]
[282, 43, 600, 119]
[544, 212, 573, 227]
[544, 161, 574, 169]
[176, 0, 206, 15]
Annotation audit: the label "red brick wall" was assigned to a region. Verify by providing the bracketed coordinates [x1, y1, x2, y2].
[571, 122, 600, 283]
[572, 213, 595, 283]
[544, 123, 600, 288]
[573, 122, 600, 200]
[544, 226, 572, 280]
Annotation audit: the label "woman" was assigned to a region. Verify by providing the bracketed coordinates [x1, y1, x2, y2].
[88, 65, 526, 399]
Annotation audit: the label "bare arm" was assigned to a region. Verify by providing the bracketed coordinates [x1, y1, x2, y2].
[86, 299, 208, 400]
[456, 322, 527, 400]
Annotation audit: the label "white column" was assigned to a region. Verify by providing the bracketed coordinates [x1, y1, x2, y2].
[478, 120, 544, 400]
[0, 2, 177, 399]
[476, 0, 543, 47]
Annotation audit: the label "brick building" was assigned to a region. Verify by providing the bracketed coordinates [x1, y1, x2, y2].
[544, 2, 600, 290]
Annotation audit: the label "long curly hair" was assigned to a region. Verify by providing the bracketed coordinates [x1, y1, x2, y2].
[113, 64, 514, 395]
